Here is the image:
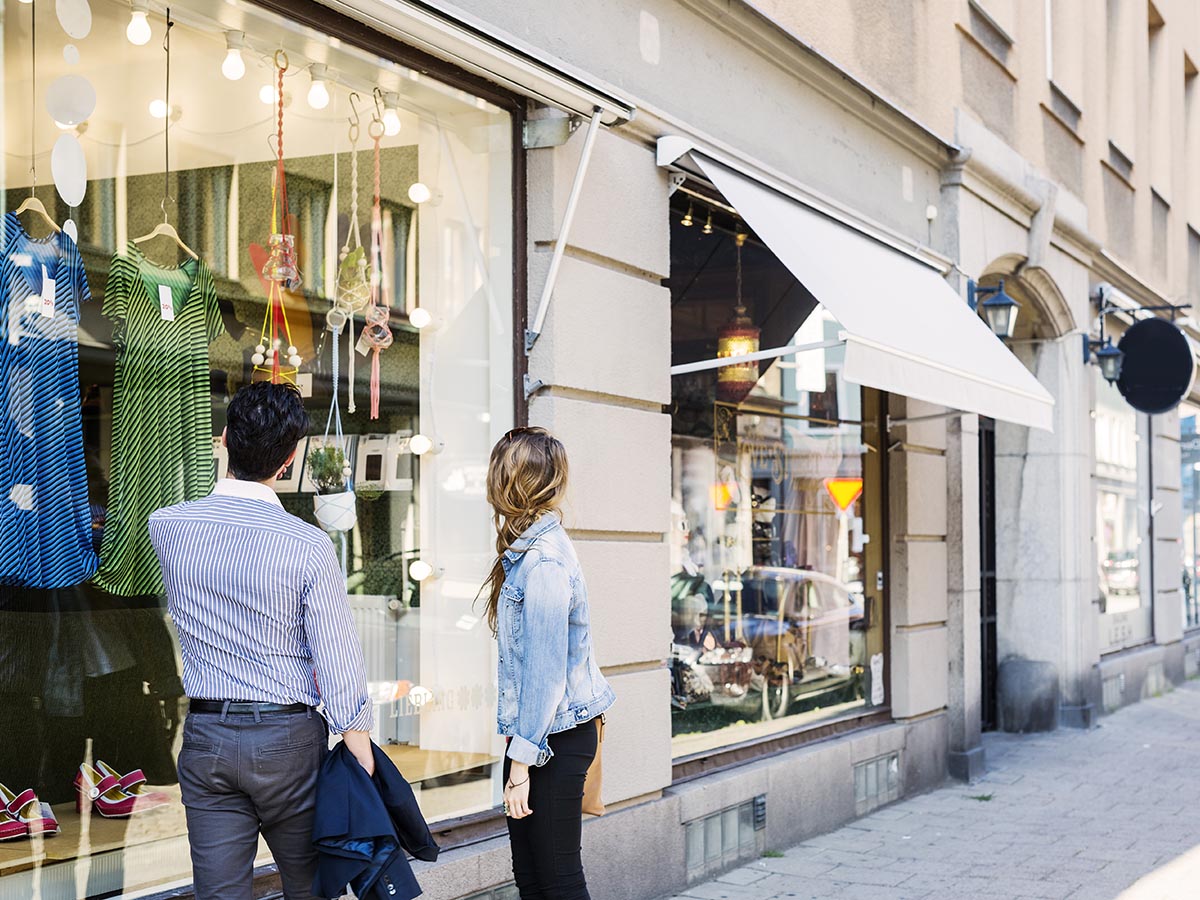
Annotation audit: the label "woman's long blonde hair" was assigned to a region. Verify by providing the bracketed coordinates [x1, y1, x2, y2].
[480, 427, 569, 635]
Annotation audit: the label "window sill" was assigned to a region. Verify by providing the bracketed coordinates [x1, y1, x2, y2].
[671, 707, 892, 786]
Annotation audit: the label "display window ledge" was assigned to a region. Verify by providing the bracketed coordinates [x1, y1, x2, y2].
[670, 708, 893, 786]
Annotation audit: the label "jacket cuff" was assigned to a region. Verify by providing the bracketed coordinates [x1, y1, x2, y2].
[327, 697, 375, 735]
[506, 734, 553, 767]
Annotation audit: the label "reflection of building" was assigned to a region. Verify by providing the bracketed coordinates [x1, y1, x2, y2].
[6, 1, 1200, 899]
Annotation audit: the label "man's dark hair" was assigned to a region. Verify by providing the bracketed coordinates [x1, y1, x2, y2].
[225, 382, 310, 481]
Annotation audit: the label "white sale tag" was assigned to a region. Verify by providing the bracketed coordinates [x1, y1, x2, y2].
[40, 265, 55, 318]
[158, 284, 176, 322]
[870, 653, 885, 706]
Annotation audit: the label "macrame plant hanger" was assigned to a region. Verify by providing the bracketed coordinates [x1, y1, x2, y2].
[252, 50, 303, 384]
[313, 104, 367, 548]
[335, 95, 370, 415]
[360, 106, 393, 420]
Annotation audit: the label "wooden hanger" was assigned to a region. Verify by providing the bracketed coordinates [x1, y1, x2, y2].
[13, 194, 62, 234]
[132, 220, 199, 260]
[133, 199, 198, 260]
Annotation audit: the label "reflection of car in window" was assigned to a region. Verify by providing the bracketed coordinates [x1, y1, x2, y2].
[670, 567, 867, 729]
[1101, 551, 1139, 596]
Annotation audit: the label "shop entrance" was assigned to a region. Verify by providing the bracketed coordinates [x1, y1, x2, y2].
[979, 416, 999, 731]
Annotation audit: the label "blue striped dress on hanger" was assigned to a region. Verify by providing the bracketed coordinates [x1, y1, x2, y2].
[0, 212, 98, 588]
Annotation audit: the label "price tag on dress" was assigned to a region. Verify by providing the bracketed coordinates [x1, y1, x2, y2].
[159, 284, 176, 322]
[40, 265, 55, 318]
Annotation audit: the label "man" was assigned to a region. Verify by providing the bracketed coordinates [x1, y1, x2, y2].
[150, 381, 375, 900]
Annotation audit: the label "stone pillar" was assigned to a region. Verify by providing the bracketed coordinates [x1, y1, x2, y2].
[525, 121, 674, 805]
[994, 333, 1096, 729]
[888, 397, 951, 790]
[946, 413, 984, 779]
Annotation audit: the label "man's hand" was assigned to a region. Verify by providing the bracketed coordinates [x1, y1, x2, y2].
[504, 761, 532, 819]
[342, 729, 375, 777]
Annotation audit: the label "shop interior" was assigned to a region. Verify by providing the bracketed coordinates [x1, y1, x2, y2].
[666, 185, 887, 759]
[2, 0, 511, 895]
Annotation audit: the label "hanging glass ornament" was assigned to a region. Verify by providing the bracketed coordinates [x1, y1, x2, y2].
[262, 232, 301, 289]
[253, 51, 302, 385]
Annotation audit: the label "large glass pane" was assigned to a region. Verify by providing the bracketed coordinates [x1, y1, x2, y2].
[1, 0, 511, 894]
[667, 192, 884, 758]
[1180, 402, 1200, 631]
[1094, 368, 1151, 652]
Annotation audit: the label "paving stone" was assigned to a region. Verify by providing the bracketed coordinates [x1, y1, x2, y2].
[663, 682, 1200, 900]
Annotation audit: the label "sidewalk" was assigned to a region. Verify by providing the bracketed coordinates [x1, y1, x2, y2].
[665, 680, 1200, 900]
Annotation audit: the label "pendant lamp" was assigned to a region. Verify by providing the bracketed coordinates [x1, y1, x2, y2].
[716, 232, 760, 403]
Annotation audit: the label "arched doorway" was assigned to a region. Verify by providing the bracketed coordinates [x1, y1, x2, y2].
[973, 259, 1079, 731]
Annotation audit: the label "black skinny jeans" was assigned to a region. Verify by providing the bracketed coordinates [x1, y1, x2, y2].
[503, 718, 598, 900]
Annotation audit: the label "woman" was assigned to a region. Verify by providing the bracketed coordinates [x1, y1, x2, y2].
[481, 426, 616, 900]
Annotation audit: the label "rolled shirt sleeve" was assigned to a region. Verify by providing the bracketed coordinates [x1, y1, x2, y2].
[507, 558, 571, 766]
[301, 539, 374, 734]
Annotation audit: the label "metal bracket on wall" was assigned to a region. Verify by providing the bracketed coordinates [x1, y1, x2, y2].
[522, 114, 582, 149]
[667, 171, 686, 196]
[525, 106, 604, 355]
[524, 373, 545, 400]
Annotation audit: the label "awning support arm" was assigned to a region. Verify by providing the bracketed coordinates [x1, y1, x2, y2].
[670, 339, 843, 376]
[525, 106, 603, 354]
[886, 410, 966, 427]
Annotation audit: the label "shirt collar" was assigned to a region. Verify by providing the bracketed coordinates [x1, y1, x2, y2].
[212, 477, 284, 508]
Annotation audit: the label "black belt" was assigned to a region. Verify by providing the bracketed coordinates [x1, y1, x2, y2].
[189, 700, 311, 715]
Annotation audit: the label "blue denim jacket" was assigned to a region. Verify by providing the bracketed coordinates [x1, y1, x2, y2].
[496, 513, 615, 766]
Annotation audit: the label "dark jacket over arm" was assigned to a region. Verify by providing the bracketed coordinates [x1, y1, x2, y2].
[312, 742, 439, 900]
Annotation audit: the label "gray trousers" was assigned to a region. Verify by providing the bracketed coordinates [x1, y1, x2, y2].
[177, 707, 329, 900]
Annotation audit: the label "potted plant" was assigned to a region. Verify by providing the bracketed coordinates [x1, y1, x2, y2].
[308, 443, 357, 532]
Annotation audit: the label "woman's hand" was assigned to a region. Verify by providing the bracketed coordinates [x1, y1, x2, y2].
[342, 729, 376, 777]
[505, 761, 532, 819]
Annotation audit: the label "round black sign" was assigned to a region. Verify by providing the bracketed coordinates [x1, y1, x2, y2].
[1116, 317, 1196, 414]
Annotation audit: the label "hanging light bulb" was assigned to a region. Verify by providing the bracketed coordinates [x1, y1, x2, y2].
[259, 83, 278, 105]
[307, 64, 331, 110]
[408, 434, 441, 453]
[408, 182, 432, 205]
[381, 92, 402, 136]
[126, 1, 152, 46]
[221, 31, 246, 81]
[148, 99, 170, 119]
[703, 209, 714, 235]
[408, 307, 433, 330]
[681, 203, 694, 227]
[409, 559, 438, 582]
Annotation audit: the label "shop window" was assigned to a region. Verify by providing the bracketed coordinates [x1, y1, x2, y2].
[1094, 367, 1152, 651]
[1, 0, 513, 895]
[1180, 402, 1200, 630]
[667, 190, 886, 759]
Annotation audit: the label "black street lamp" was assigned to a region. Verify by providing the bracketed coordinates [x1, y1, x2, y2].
[968, 279, 1020, 339]
[1085, 337, 1125, 385]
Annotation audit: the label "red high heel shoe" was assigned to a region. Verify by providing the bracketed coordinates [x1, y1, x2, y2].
[95, 761, 170, 811]
[75, 763, 139, 818]
[0, 810, 27, 842]
[0, 784, 57, 836]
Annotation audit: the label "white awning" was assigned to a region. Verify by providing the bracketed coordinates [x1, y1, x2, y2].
[661, 140, 1054, 431]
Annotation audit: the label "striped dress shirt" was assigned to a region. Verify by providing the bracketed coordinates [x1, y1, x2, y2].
[148, 478, 373, 734]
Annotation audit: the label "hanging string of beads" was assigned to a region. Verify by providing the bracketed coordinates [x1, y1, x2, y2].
[362, 114, 393, 419]
[253, 50, 303, 384]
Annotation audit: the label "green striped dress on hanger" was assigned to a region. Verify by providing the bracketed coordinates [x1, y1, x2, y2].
[93, 244, 224, 597]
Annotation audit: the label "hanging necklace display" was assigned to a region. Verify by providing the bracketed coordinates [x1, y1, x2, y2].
[360, 110, 393, 420]
[252, 50, 303, 384]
